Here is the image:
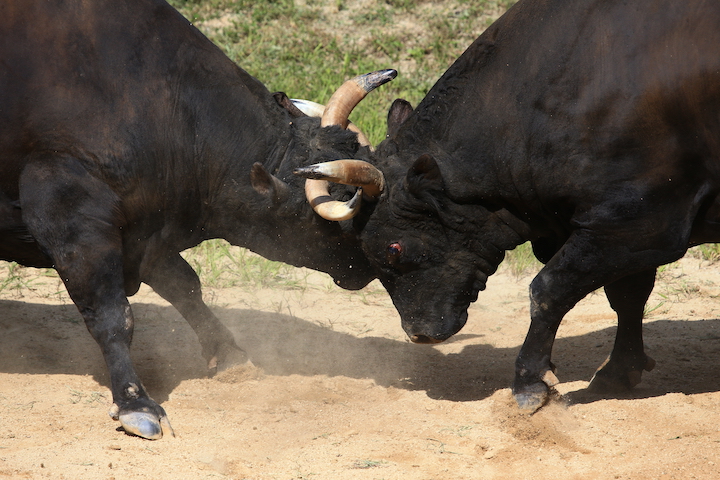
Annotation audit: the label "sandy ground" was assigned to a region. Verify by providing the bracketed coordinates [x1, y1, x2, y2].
[2, 255, 720, 479]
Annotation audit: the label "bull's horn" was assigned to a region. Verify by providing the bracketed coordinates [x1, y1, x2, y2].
[294, 160, 385, 199]
[291, 99, 373, 218]
[291, 99, 325, 117]
[293, 70, 395, 221]
[321, 69, 398, 129]
[291, 99, 372, 148]
[305, 179, 363, 221]
[347, 124, 371, 149]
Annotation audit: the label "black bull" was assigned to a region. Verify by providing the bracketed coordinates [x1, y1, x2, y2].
[0, 0, 396, 439]
[297, 0, 720, 411]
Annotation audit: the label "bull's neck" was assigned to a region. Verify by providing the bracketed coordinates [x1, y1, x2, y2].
[195, 103, 293, 245]
[163, 60, 294, 247]
[453, 202, 532, 280]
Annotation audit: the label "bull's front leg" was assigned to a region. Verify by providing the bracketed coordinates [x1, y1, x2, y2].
[512, 268, 583, 412]
[512, 229, 664, 411]
[140, 250, 249, 374]
[82, 287, 175, 440]
[511, 223, 684, 412]
[20, 156, 173, 439]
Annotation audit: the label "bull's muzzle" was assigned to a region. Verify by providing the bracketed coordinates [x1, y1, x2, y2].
[409, 334, 445, 345]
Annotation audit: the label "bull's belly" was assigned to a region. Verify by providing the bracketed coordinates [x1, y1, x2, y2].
[0, 233, 52, 267]
[0, 198, 52, 268]
[690, 194, 720, 246]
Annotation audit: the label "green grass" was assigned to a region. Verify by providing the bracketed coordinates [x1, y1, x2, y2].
[169, 0, 515, 145]
[351, 459, 388, 469]
[0, 240, 304, 298]
[181, 239, 307, 289]
[0, 263, 63, 298]
[503, 242, 542, 278]
[0, 262, 35, 295]
[688, 244, 720, 263]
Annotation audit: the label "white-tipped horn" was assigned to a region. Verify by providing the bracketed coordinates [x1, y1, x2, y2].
[291, 99, 326, 118]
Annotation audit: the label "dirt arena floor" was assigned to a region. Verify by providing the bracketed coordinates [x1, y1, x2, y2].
[2, 254, 720, 479]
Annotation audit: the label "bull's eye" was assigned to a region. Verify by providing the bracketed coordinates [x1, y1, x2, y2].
[387, 242, 403, 263]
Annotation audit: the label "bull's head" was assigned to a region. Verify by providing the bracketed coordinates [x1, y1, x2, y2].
[295, 156, 481, 342]
[247, 70, 396, 291]
[294, 100, 525, 343]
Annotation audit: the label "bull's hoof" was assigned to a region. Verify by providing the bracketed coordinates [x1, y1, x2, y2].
[513, 381, 549, 413]
[110, 404, 175, 440]
[587, 354, 656, 393]
[118, 412, 163, 440]
[208, 343, 251, 375]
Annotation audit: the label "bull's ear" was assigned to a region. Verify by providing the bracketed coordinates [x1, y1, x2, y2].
[272, 92, 306, 118]
[406, 154, 444, 194]
[386, 99, 413, 138]
[251, 163, 290, 204]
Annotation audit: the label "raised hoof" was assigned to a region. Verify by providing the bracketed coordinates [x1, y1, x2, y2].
[644, 355, 657, 372]
[118, 411, 174, 440]
[587, 354, 656, 394]
[513, 382, 549, 413]
[207, 343, 251, 376]
[587, 371, 632, 393]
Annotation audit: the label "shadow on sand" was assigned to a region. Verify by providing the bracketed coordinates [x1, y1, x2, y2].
[1, 298, 720, 406]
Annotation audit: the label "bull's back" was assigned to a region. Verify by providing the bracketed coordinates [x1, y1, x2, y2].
[0, 0, 203, 265]
[421, 0, 720, 210]
[0, 0, 201, 198]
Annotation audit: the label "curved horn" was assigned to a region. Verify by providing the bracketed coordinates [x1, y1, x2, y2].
[304, 180, 363, 222]
[291, 99, 374, 219]
[320, 69, 397, 129]
[291, 99, 373, 148]
[294, 160, 385, 199]
[293, 69, 396, 221]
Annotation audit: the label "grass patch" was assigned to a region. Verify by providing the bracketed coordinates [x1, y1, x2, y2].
[0, 241, 303, 300]
[350, 459, 388, 469]
[503, 242, 542, 278]
[169, 0, 516, 144]
[0, 263, 63, 299]
[688, 244, 720, 263]
[181, 239, 306, 289]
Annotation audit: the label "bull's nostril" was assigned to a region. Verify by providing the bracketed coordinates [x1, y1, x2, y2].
[410, 334, 443, 344]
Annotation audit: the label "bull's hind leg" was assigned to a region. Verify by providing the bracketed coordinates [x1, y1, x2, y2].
[513, 229, 683, 412]
[140, 250, 249, 373]
[19, 156, 172, 440]
[588, 269, 657, 392]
